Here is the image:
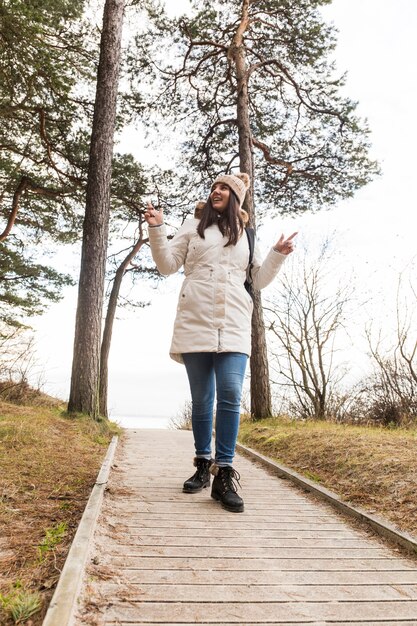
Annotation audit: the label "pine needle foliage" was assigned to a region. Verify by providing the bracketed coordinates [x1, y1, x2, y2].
[128, 0, 379, 215]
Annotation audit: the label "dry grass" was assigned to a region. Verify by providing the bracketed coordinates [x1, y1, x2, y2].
[0, 394, 120, 625]
[239, 416, 417, 538]
[0, 381, 63, 408]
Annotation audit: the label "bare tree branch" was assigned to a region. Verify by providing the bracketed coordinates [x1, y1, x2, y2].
[0, 176, 67, 242]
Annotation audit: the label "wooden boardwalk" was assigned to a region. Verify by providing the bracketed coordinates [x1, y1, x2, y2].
[74, 429, 417, 625]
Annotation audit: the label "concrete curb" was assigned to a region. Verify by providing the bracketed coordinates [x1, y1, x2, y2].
[236, 441, 417, 556]
[42, 435, 119, 626]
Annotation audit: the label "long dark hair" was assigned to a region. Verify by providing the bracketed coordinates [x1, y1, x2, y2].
[197, 187, 244, 247]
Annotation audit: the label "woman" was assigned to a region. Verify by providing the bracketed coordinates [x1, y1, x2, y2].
[144, 172, 296, 513]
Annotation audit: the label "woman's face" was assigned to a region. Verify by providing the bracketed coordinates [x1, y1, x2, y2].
[210, 183, 230, 213]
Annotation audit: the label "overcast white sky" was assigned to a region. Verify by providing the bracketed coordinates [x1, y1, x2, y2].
[31, 0, 416, 422]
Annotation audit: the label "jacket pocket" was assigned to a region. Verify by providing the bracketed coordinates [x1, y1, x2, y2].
[177, 281, 189, 312]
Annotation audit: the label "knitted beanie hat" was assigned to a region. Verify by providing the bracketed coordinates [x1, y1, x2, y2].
[211, 172, 250, 207]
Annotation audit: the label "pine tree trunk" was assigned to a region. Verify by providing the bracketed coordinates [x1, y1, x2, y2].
[68, 0, 125, 418]
[99, 266, 124, 419]
[231, 3, 273, 419]
[250, 288, 272, 418]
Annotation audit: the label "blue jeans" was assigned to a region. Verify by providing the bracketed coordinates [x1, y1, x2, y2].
[182, 352, 248, 466]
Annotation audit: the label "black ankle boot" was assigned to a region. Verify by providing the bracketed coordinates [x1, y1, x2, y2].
[210, 464, 244, 513]
[183, 457, 212, 493]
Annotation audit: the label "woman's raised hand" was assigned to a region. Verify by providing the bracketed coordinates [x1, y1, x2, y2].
[144, 201, 164, 227]
[274, 232, 298, 255]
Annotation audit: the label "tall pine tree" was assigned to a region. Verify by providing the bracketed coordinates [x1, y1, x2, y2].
[128, 0, 379, 417]
[68, 0, 125, 417]
[0, 0, 94, 328]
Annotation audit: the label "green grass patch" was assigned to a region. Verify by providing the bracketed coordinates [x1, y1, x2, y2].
[37, 522, 67, 563]
[0, 582, 42, 624]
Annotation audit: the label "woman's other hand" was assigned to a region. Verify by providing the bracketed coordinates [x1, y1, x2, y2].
[144, 201, 164, 227]
[274, 232, 297, 255]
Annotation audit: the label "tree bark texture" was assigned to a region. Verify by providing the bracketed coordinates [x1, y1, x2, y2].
[230, 0, 272, 419]
[99, 266, 123, 419]
[68, 0, 125, 417]
[250, 288, 272, 418]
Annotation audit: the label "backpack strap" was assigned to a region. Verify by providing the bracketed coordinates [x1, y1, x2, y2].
[244, 227, 255, 293]
[245, 227, 255, 265]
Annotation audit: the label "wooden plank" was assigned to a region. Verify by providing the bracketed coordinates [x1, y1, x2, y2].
[106, 536, 374, 548]
[98, 582, 417, 602]
[104, 517, 352, 530]
[106, 568, 417, 585]
[117, 529, 362, 539]
[106, 546, 387, 559]
[124, 488, 315, 499]
[129, 494, 313, 503]
[124, 486, 307, 495]
[104, 500, 323, 512]
[111, 501, 339, 515]
[103, 622, 417, 626]
[103, 555, 416, 571]
[107, 512, 350, 523]
[100, 600, 417, 622]
[120, 498, 325, 509]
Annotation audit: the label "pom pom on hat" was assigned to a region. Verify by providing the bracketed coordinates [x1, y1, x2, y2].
[194, 201, 206, 219]
[212, 171, 251, 207]
[234, 172, 250, 189]
[239, 208, 249, 224]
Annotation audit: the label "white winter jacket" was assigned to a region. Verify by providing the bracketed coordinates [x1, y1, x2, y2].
[149, 218, 286, 363]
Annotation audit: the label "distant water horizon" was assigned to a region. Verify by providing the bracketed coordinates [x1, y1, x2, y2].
[110, 415, 173, 429]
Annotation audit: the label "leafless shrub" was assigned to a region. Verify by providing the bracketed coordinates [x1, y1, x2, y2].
[340, 367, 416, 427]
[169, 400, 193, 430]
[240, 389, 251, 417]
[360, 266, 417, 426]
[0, 326, 42, 402]
[265, 237, 354, 421]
